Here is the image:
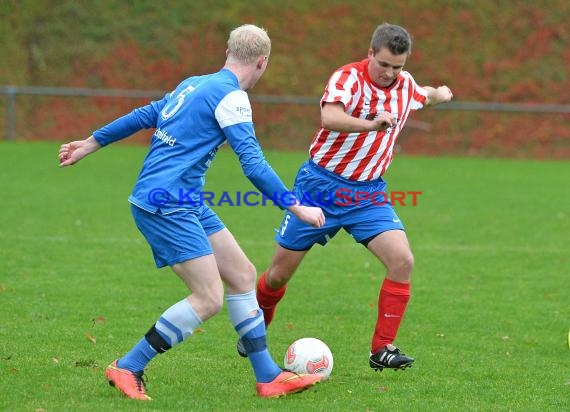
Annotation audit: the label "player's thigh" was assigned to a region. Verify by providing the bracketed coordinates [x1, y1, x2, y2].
[343, 203, 413, 271]
[342, 199, 404, 244]
[171, 255, 225, 312]
[367, 229, 412, 262]
[266, 243, 308, 286]
[198, 205, 255, 291]
[367, 230, 414, 279]
[208, 228, 256, 294]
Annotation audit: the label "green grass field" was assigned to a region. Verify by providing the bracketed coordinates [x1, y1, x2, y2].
[0, 141, 568, 411]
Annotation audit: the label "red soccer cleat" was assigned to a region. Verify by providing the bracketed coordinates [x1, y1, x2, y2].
[256, 370, 323, 398]
[105, 360, 151, 400]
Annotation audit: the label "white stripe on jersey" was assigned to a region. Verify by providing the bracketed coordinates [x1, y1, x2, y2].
[310, 59, 427, 181]
[215, 90, 252, 128]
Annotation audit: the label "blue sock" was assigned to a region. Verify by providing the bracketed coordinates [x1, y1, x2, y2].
[117, 298, 202, 373]
[226, 291, 281, 383]
[117, 338, 157, 373]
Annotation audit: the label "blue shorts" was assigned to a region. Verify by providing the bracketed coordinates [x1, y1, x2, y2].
[130, 203, 225, 268]
[276, 160, 404, 250]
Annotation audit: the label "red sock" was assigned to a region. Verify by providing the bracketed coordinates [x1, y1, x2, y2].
[371, 278, 411, 353]
[256, 272, 287, 327]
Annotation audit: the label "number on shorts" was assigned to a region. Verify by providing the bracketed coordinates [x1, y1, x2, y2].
[280, 214, 291, 237]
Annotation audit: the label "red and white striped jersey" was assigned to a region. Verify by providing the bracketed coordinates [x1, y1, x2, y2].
[309, 59, 428, 181]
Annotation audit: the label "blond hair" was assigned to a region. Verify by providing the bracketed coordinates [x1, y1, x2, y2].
[227, 24, 271, 64]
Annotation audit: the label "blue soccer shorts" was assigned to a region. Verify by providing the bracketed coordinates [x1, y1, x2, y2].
[275, 160, 405, 251]
[130, 203, 225, 268]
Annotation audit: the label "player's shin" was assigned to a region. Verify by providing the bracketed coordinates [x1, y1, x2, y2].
[256, 272, 288, 327]
[372, 278, 410, 352]
[227, 290, 281, 382]
[118, 298, 203, 372]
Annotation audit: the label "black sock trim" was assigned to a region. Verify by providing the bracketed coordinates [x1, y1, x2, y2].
[241, 336, 267, 353]
[145, 325, 171, 354]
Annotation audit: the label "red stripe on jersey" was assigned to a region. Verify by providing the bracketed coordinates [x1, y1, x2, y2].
[368, 88, 408, 178]
[333, 131, 368, 176]
[309, 128, 328, 158]
[317, 131, 348, 166]
[347, 131, 386, 180]
[345, 82, 388, 180]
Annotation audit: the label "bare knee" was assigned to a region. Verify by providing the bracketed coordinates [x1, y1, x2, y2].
[209, 292, 225, 315]
[264, 246, 305, 288]
[266, 265, 294, 288]
[386, 251, 414, 282]
[192, 291, 224, 320]
[222, 259, 257, 293]
[236, 260, 257, 289]
[187, 286, 225, 320]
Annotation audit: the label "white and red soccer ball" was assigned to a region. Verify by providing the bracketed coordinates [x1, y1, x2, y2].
[284, 337, 333, 380]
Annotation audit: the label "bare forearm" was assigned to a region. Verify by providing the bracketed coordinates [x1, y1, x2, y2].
[321, 102, 396, 133]
[322, 110, 373, 132]
[424, 85, 454, 106]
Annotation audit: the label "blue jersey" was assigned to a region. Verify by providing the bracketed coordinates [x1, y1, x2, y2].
[93, 68, 293, 212]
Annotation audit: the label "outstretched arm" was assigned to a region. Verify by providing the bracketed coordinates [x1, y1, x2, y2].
[423, 85, 453, 106]
[58, 136, 101, 167]
[58, 96, 169, 167]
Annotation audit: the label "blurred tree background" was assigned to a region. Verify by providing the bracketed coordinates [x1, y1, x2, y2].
[1, 0, 568, 158]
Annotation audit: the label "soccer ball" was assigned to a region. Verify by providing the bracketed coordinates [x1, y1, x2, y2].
[284, 337, 333, 380]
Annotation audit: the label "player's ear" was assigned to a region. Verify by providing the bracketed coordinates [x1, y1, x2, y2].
[257, 55, 268, 69]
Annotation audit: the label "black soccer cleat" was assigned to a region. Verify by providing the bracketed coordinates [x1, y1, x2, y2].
[369, 344, 414, 371]
[236, 338, 248, 358]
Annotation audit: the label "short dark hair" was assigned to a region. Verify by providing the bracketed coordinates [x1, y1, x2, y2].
[370, 23, 412, 55]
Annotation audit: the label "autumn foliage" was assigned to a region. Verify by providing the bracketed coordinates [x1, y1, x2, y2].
[2, 2, 568, 158]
